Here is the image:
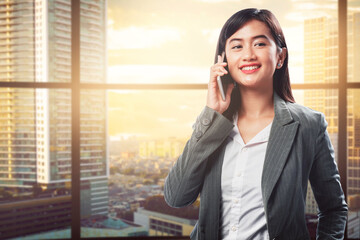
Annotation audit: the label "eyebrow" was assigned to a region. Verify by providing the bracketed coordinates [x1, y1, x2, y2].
[229, 35, 270, 43]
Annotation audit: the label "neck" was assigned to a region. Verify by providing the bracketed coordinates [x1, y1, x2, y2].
[238, 87, 274, 119]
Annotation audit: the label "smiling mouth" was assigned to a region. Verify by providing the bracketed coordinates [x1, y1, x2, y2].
[240, 65, 261, 73]
[241, 65, 260, 71]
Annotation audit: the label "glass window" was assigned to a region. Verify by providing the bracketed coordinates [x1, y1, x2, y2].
[2, 0, 359, 239]
[80, 89, 205, 237]
[0, 0, 74, 83]
[348, 1, 360, 83]
[347, 89, 360, 239]
[294, 89, 339, 238]
[0, 88, 71, 239]
[105, 0, 337, 85]
[80, 0, 106, 83]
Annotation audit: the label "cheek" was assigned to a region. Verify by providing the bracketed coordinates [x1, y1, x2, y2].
[225, 54, 239, 70]
[269, 50, 280, 64]
[228, 62, 237, 72]
[263, 56, 278, 71]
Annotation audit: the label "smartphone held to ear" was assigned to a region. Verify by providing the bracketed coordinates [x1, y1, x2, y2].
[217, 52, 233, 101]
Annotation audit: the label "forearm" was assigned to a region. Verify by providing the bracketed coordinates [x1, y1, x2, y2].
[317, 207, 348, 239]
[164, 106, 233, 208]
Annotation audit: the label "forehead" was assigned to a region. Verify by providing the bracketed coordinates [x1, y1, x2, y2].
[227, 19, 274, 42]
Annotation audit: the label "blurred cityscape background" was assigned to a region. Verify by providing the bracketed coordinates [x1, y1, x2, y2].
[0, 0, 359, 239]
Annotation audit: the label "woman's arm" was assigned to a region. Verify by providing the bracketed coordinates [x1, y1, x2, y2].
[165, 55, 234, 208]
[309, 113, 348, 239]
[164, 106, 233, 208]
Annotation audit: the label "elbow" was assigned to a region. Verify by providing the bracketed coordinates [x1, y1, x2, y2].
[318, 201, 348, 221]
[164, 176, 194, 208]
[163, 183, 174, 207]
[163, 176, 180, 208]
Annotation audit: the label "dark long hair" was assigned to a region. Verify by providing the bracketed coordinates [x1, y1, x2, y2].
[215, 8, 295, 120]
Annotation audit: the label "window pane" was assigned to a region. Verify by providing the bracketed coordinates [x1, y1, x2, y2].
[80, 89, 206, 237]
[80, 0, 106, 83]
[304, 17, 338, 84]
[347, 89, 360, 239]
[0, 88, 71, 239]
[106, 0, 337, 84]
[0, 0, 74, 83]
[293, 89, 338, 238]
[348, 3, 360, 83]
[80, 89, 109, 237]
[347, 3, 360, 238]
[0, 1, 36, 82]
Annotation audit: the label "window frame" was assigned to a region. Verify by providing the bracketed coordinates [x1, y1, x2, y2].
[1, 0, 360, 239]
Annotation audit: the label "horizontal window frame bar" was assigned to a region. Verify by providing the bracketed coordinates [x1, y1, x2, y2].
[1, 82, 360, 90]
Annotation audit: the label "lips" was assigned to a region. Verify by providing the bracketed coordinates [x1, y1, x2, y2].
[240, 64, 261, 74]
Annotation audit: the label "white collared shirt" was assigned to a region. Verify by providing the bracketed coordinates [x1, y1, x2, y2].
[220, 114, 272, 240]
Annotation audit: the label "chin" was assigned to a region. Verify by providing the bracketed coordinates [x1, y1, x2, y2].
[238, 79, 259, 86]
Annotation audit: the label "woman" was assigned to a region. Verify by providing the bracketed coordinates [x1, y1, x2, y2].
[164, 8, 347, 240]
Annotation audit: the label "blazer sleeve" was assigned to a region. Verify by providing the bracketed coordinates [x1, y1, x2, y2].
[308, 113, 348, 240]
[164, 106, 233, 208]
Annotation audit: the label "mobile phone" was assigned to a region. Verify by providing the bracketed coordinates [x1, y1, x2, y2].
[216, 52, 232, 101]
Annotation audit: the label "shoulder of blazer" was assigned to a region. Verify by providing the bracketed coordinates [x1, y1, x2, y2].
[282, 101, 326, 131]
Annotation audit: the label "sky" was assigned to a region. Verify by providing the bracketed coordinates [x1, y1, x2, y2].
[106, 0, 357, 140]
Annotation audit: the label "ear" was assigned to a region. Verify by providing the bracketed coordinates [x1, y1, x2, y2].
[276, 47, 287, 69]
[280, 47, 287, 60]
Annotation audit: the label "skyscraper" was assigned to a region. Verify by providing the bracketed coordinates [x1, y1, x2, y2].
[304, 16, 339, 215]
[347, 12, 360, 198]
[304, 12, 360, 238]
[346, 11, 360, 239]
[0, 0, 107, 222]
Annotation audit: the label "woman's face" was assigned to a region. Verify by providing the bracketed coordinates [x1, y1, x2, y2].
[225, 19, 286, 91]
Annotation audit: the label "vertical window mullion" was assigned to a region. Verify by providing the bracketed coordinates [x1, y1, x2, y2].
[71, 0, 81, 239]
[338, 1, 348, 238]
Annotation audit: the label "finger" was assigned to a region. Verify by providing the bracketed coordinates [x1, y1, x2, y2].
[211, 62, 227, 71]
[213, 71, 225, 77]
[215, 62, 228, 68]
[211, 65, 228, 74]
[217, 55, 222, 63]
[211, 63, 224, 71]
[220, 68, 228, 74]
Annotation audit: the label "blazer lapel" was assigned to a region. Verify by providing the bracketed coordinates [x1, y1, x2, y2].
[261, 93, 299, 207]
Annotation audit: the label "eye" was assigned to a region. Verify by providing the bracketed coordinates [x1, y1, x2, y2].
[255, 42, 266, 47]
[231, 45, 242, 49]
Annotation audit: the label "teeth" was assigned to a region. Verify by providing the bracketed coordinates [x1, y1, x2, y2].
[241, 66, 259, 70]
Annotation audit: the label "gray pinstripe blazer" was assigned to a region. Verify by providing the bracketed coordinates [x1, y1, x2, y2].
[164, 93, 347, 240]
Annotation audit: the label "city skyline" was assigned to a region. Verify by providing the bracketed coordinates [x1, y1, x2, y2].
[0, 1, 108, 238]
[105, 0, 360, 140]
[0, 0, 359, 239]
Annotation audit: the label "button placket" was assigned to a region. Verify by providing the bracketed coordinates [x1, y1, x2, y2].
[231, 158, 243, 219]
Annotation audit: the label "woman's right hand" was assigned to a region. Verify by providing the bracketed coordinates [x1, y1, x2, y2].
[206, 54, 234, 114]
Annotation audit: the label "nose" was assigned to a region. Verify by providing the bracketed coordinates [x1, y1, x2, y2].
[242, 45, 256, 61]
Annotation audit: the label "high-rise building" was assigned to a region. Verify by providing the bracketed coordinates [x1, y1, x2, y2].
[304, 16, 339, 215]
[0, 0, 107, 224]
[347, 12, 360, 239]
[304, 12, 360, 238]
[347, 12, 360, 198]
